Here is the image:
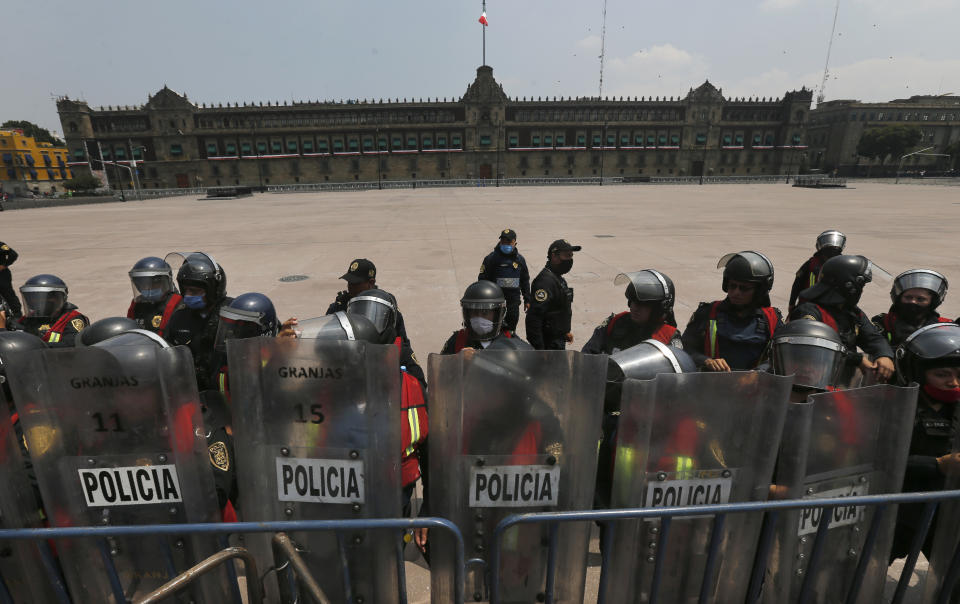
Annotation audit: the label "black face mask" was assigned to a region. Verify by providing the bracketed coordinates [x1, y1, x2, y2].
[554, 259, 573, 274]
[895, 301, 929, 324]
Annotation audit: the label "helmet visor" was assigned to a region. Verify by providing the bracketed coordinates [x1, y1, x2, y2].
[20, 290, 65, 319]
[346, 296, 395, 335]
[903, 323, 960, 360]
[816, 231, 846, 251]
[894, 270, 947, 301]
[463, 306, 505, 341]
[614, 271, 671, 303]
[773, 337, 844, 389]
[130, 274, 174, 303]
[294, 314, 352, 340]
[215, 316, 264, 352]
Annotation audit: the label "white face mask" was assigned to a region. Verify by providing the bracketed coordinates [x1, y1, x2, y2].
[469, 317, 495, 335]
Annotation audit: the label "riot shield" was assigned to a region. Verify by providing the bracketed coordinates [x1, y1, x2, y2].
[228, 336, 402, 604]
[764, 384, 918, 604]
[295, 313, 355, 340]
[606, 371, 794, 604]
[427, 349, 606, 604]
[4, 343, 233, 603]
[921, 405, 960, 604]
[0, 390, 66, 601]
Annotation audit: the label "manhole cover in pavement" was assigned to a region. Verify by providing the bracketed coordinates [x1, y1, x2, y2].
[279, 275, 309, 282]
[594, 234, 615, 238]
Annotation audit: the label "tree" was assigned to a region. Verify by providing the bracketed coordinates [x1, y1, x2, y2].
[946, 140, 960, 171]
[1, 120, 65, 146]
[856, 125, 922, 174]
[64, 173, 102, 193]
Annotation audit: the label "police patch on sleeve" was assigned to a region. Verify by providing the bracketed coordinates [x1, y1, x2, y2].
[71, 318, 86, 332]
[209, 441, 230, 472]
[479, 264, 485, 274]
[152, 315, 163, 328]
[512, 262, 519, 269]
[535, 289, 548, 302]
[0, 244, 8, 250]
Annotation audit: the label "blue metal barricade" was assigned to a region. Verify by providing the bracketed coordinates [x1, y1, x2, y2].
[0, 517, 465, 604]
[4, 492, 960, 603]
[490, 489, 960, 604]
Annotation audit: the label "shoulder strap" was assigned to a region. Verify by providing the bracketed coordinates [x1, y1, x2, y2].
[759, 307, 779, 338]
[650, 323, 679, 345]
[454, 329, 468, 352]
[814, 304, 839, 332]
[605, 312, 629, 336]
[157, 294, 183, 337]
[126, 300, 136, 319]
[50, 310, 81, 334]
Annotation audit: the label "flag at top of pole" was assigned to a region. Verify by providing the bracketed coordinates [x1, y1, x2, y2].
[478, 11, 488, 26]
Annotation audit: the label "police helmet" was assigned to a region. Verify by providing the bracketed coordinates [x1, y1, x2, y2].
[19, 274, 68, 320]
[129, 256, 176, 304]
[460, 281, 507, 342]
[346, 289, 398, 344]
[890, 269, 948, 310]
[175, 252, 226, 304]
[215, 293, 278, 352]
[771, 320, 846, 390]
[608, 339, 696, 383]
[615, 270, 676, 317]
[802, 255, 873, 307]
[895, 323, 960, 386]
[815, 230, 847, 253]
[77, 316, 140, 347]
[296, 312, 380, 343]
[718, 251, 775, 292]
[0, 331, 47, 403]
[93, 329, 171, 350]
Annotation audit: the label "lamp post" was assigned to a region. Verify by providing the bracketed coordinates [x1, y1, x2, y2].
[252, 121, 264, 192]
[128, 140, 144, 200]
[376, 126, 383, 190]
[896, 146, 950, 183]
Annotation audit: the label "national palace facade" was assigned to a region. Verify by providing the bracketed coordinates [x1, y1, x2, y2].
[57, 66, 814, 189]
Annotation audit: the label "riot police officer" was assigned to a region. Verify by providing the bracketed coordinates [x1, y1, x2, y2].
[10, 274, 89, 347]
[681, 251, 783, 371]
[583, 269, 681, 355]
[165, 253, 231, 391]
[0, 240, 21, 318]
[790, 254, 895, 382]
[478, 228, 531, 333]
[873, 269, 953, 347]
[788, 230, 846, 312]
[440, 281, 532, 353]
[212, 292, 279, 401]
[346, 288, 425, 385]
[770, 319, 847, 391]
[326, 258, 411, 345]
[526, 239, 580, 350]
[125, 256, 183, 338]
[890, 322, 960, 560]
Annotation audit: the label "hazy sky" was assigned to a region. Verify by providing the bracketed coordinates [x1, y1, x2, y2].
[6, 0, 960, 136]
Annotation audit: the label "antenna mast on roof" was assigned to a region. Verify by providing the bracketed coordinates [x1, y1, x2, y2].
[817, 0, 841, 107]
[598, 0, 608, 100]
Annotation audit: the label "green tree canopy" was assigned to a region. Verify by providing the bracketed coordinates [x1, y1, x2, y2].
[1, 120, 65, 146]
[856, 125, 922, 165]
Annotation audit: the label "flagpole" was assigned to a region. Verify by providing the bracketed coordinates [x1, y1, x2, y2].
[482, 0, 486, 65]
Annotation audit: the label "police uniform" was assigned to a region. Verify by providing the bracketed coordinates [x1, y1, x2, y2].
[478, 229, 530, 332]
[326, 258, 412, 346]
[788, 252, 830, 312]
[890, 390, 957, 559]
[440, 329, 529, 354]
[17, 304, 89, 347]
[681, 300, 783, 370]
[127, 292, 184, 338]
[582, 312, 681, 355]
[790, 302, 893, 367]
[526, 240, 580, 350]
[0, 242, 21, 318]
[872, 309, 954, 348]
[166, 298, 232, 391]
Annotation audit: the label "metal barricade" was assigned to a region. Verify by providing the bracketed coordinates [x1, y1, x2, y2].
[0, 517, 465, 604]
[490, 490, 960, 604]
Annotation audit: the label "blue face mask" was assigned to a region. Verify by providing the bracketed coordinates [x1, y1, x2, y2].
[139, 289, 164, 302]
[183, 295, 206, 310]
[499, 244, 514, 255]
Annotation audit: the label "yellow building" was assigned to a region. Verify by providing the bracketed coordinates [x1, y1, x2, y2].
[0, 129, 73, 197]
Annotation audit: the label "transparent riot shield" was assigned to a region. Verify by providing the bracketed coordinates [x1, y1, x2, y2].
[4, 344, 233, 603]
[765, 384, 917, 604]
[228, 337, 402, 604]
[606, 371, 794, 604]
[0, 392, 66, 601]
[427, 349, 607, 604]
[920, 404, 960, 604]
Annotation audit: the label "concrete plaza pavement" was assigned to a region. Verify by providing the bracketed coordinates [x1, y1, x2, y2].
[2, 181, 958, 348]
[1, 181, 954, 602]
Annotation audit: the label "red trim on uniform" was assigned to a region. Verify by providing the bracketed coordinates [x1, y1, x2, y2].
[156, 294, 183, 338]
[221, 500, 237, 523]
[41, 310, 82, 342]
[394, 337, 429, 487]
[126, 300, 136, 319]
[812, 304, 839, 332]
